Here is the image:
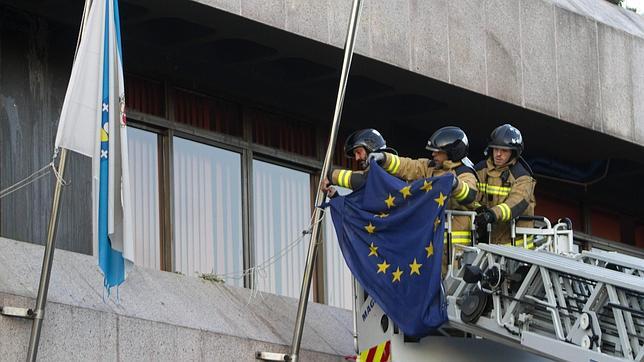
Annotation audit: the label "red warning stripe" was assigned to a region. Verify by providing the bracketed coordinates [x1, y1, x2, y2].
[381, 340, 390, 361]
[359, 340, 391, 362]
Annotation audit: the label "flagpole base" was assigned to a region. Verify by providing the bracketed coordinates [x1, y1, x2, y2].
[0, 306, 35, 319]
[255, 351, 291, 361]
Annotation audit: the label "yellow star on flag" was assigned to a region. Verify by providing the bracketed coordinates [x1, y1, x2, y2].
[409, 258, 422, 275]
[420, 180, 433, 192]
[434, 192, 447, 207]
[399, 185, 412, 199]
[365, 223, 376, 234]
[377, 260, 391, 274]
[392, 267, 403, 283]
[434, 216, 441, 231]
[425, 243, 434, 257]
[368, 242, 378, 257]
[384, 194, 396, 208]
[375, 212, 389, 218]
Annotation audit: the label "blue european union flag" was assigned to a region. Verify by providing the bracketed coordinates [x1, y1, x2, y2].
[328, 160, 453, 337]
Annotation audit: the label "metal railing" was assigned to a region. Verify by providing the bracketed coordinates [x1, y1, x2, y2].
[573, 231, 644, 259]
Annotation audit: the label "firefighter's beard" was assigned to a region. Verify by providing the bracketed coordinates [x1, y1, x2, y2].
[358, 159, 368, 170]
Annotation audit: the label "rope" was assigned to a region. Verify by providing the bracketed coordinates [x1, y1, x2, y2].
[219, 211, 326, 283]
[50, 159, 70, 187]
[0, 152, 70, 200]
[0, 162, 53, 199]
[246, 212, 326, 305]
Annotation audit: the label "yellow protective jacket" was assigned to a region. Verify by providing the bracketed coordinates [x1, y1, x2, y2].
[330, 169, 366, 190]
[329, 154, 479, 275]
[329, 153, 479, 243]
[379, 152, 479, 245]
[474, 157, 537, 247]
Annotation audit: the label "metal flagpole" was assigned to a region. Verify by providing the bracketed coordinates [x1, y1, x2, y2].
[288, 0, 363, 359]
[26, 148, 68, 361]
[25, 1, 92, 360]
[257, 0, 363, 360]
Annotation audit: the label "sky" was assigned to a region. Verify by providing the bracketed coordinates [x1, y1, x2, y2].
[623, 0, 644, 14]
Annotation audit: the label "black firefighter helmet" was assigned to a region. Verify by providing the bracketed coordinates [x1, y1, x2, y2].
[344, 128, 397, 158]
[425, 126, 469, 161]
[485, 124, 524, 157]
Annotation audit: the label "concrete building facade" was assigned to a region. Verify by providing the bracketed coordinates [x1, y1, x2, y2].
[1, 0, 643, 359]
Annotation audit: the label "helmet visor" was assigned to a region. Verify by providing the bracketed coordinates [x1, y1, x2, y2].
[488, 144, 516, 151]
[425, 141, 440, 152]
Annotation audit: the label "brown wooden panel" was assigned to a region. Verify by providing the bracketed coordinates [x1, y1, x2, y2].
[534, 193, 583, 231]
[635, 225, 644, 249]
[247, 108, 316, 158]
[125, 75, 164, 117]
[591, 209, 621, 243]
[172, 89, 242, 136]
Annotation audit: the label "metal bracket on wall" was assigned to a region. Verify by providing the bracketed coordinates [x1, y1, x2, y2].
[0, 306, 35, 319]
[255, 351, 290, 361]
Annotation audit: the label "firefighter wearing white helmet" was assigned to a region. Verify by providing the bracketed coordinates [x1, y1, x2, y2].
[474, 124, 537, 248]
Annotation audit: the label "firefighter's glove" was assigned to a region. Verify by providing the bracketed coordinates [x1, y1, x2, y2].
[367, 152, 385, 165]
[475, 205, 488, 214]
[475, 208, 496, 229]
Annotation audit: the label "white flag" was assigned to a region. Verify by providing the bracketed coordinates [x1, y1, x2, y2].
[55, 0, 133, 289]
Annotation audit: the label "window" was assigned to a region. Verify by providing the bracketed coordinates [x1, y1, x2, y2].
[124, 81, 335, 301]
[172, 137, 243, 286]
[127, 127, 161, 269]
[252, 159, 312, 298]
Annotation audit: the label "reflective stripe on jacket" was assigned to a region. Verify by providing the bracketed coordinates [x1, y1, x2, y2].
[381, 153, 478, 242]
[475, 157, 537, 246]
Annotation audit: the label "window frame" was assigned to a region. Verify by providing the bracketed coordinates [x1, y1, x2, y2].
[127, 103, 331, 300]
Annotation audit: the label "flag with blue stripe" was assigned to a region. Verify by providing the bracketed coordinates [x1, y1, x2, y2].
[55, 0, 134, 291]
[328, 160, 451, 337]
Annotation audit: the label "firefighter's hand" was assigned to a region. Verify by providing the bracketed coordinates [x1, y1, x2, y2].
[475, 208, 496, 228]
[475, 205, 488, 214]
[321, 178, 337, 198]
[367, 152, 385, 165]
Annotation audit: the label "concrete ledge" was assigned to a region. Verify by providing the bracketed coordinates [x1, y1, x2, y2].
[192, 0, 644, 148]
[0, 238, 353, 361]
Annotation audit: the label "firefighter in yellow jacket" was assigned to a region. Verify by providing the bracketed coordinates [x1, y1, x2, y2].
[372, 127, 478, 244]
[329, 126, 478, 231]
[322, 128, 397, 193]
[473, 124, 537, 248]
[326, 127, 479, 273]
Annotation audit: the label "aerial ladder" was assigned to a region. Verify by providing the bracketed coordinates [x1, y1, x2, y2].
[577, 250, 644, 278]
[353, 212, 644, 362]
